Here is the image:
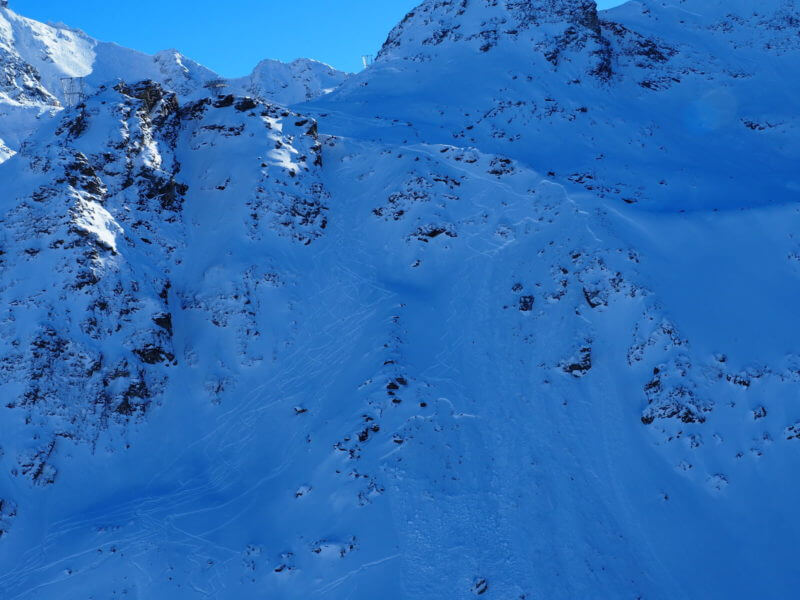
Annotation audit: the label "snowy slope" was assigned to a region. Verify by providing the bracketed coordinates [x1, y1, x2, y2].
[1, 1, 800, 599]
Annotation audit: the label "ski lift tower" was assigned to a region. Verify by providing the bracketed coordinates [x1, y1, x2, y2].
[361, 54, 374, 70]
[204, 78, 227, 95]
[60, 77, 86, 108]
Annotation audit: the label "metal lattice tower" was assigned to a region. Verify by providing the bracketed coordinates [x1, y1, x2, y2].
[204, 78, 227, 94]
[361, 55, 374, 69]
[60, 77, 86, 108]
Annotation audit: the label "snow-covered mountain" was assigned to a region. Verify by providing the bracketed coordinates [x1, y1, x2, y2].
[234, 58, 350, 106]
[317, 0, 799, 210]
[1, 1, 799, 598]
[0, 4, 348, 161]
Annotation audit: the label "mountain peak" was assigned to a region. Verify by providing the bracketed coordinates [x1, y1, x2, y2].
[378, 0, 603, 60]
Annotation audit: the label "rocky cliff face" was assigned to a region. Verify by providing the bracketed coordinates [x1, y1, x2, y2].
[1, 80, 327, 484]
[1, 2, 799, 599]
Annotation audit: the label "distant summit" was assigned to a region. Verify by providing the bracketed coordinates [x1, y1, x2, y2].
[233, 58, 349, 106]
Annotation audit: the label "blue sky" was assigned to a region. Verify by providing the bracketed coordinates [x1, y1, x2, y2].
[11, 0, 626, 75]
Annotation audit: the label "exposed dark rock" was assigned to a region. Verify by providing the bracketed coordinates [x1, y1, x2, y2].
[134, 345, 175, 365]
[472, 578, 489, 595]
[563, 345, 592, 377]
[234, 97, 258, 112]
[519, 295, 535, 312]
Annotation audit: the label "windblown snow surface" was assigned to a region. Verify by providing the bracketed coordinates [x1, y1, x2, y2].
[1, 1, 799, 598]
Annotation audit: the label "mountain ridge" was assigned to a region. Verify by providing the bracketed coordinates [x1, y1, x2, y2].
[0, 4, 349, 161]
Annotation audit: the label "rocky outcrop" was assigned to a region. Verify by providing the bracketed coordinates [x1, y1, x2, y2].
[0, 80, 328, 481]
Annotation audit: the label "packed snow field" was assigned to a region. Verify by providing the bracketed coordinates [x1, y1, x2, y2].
[0, 1, 799, 598]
